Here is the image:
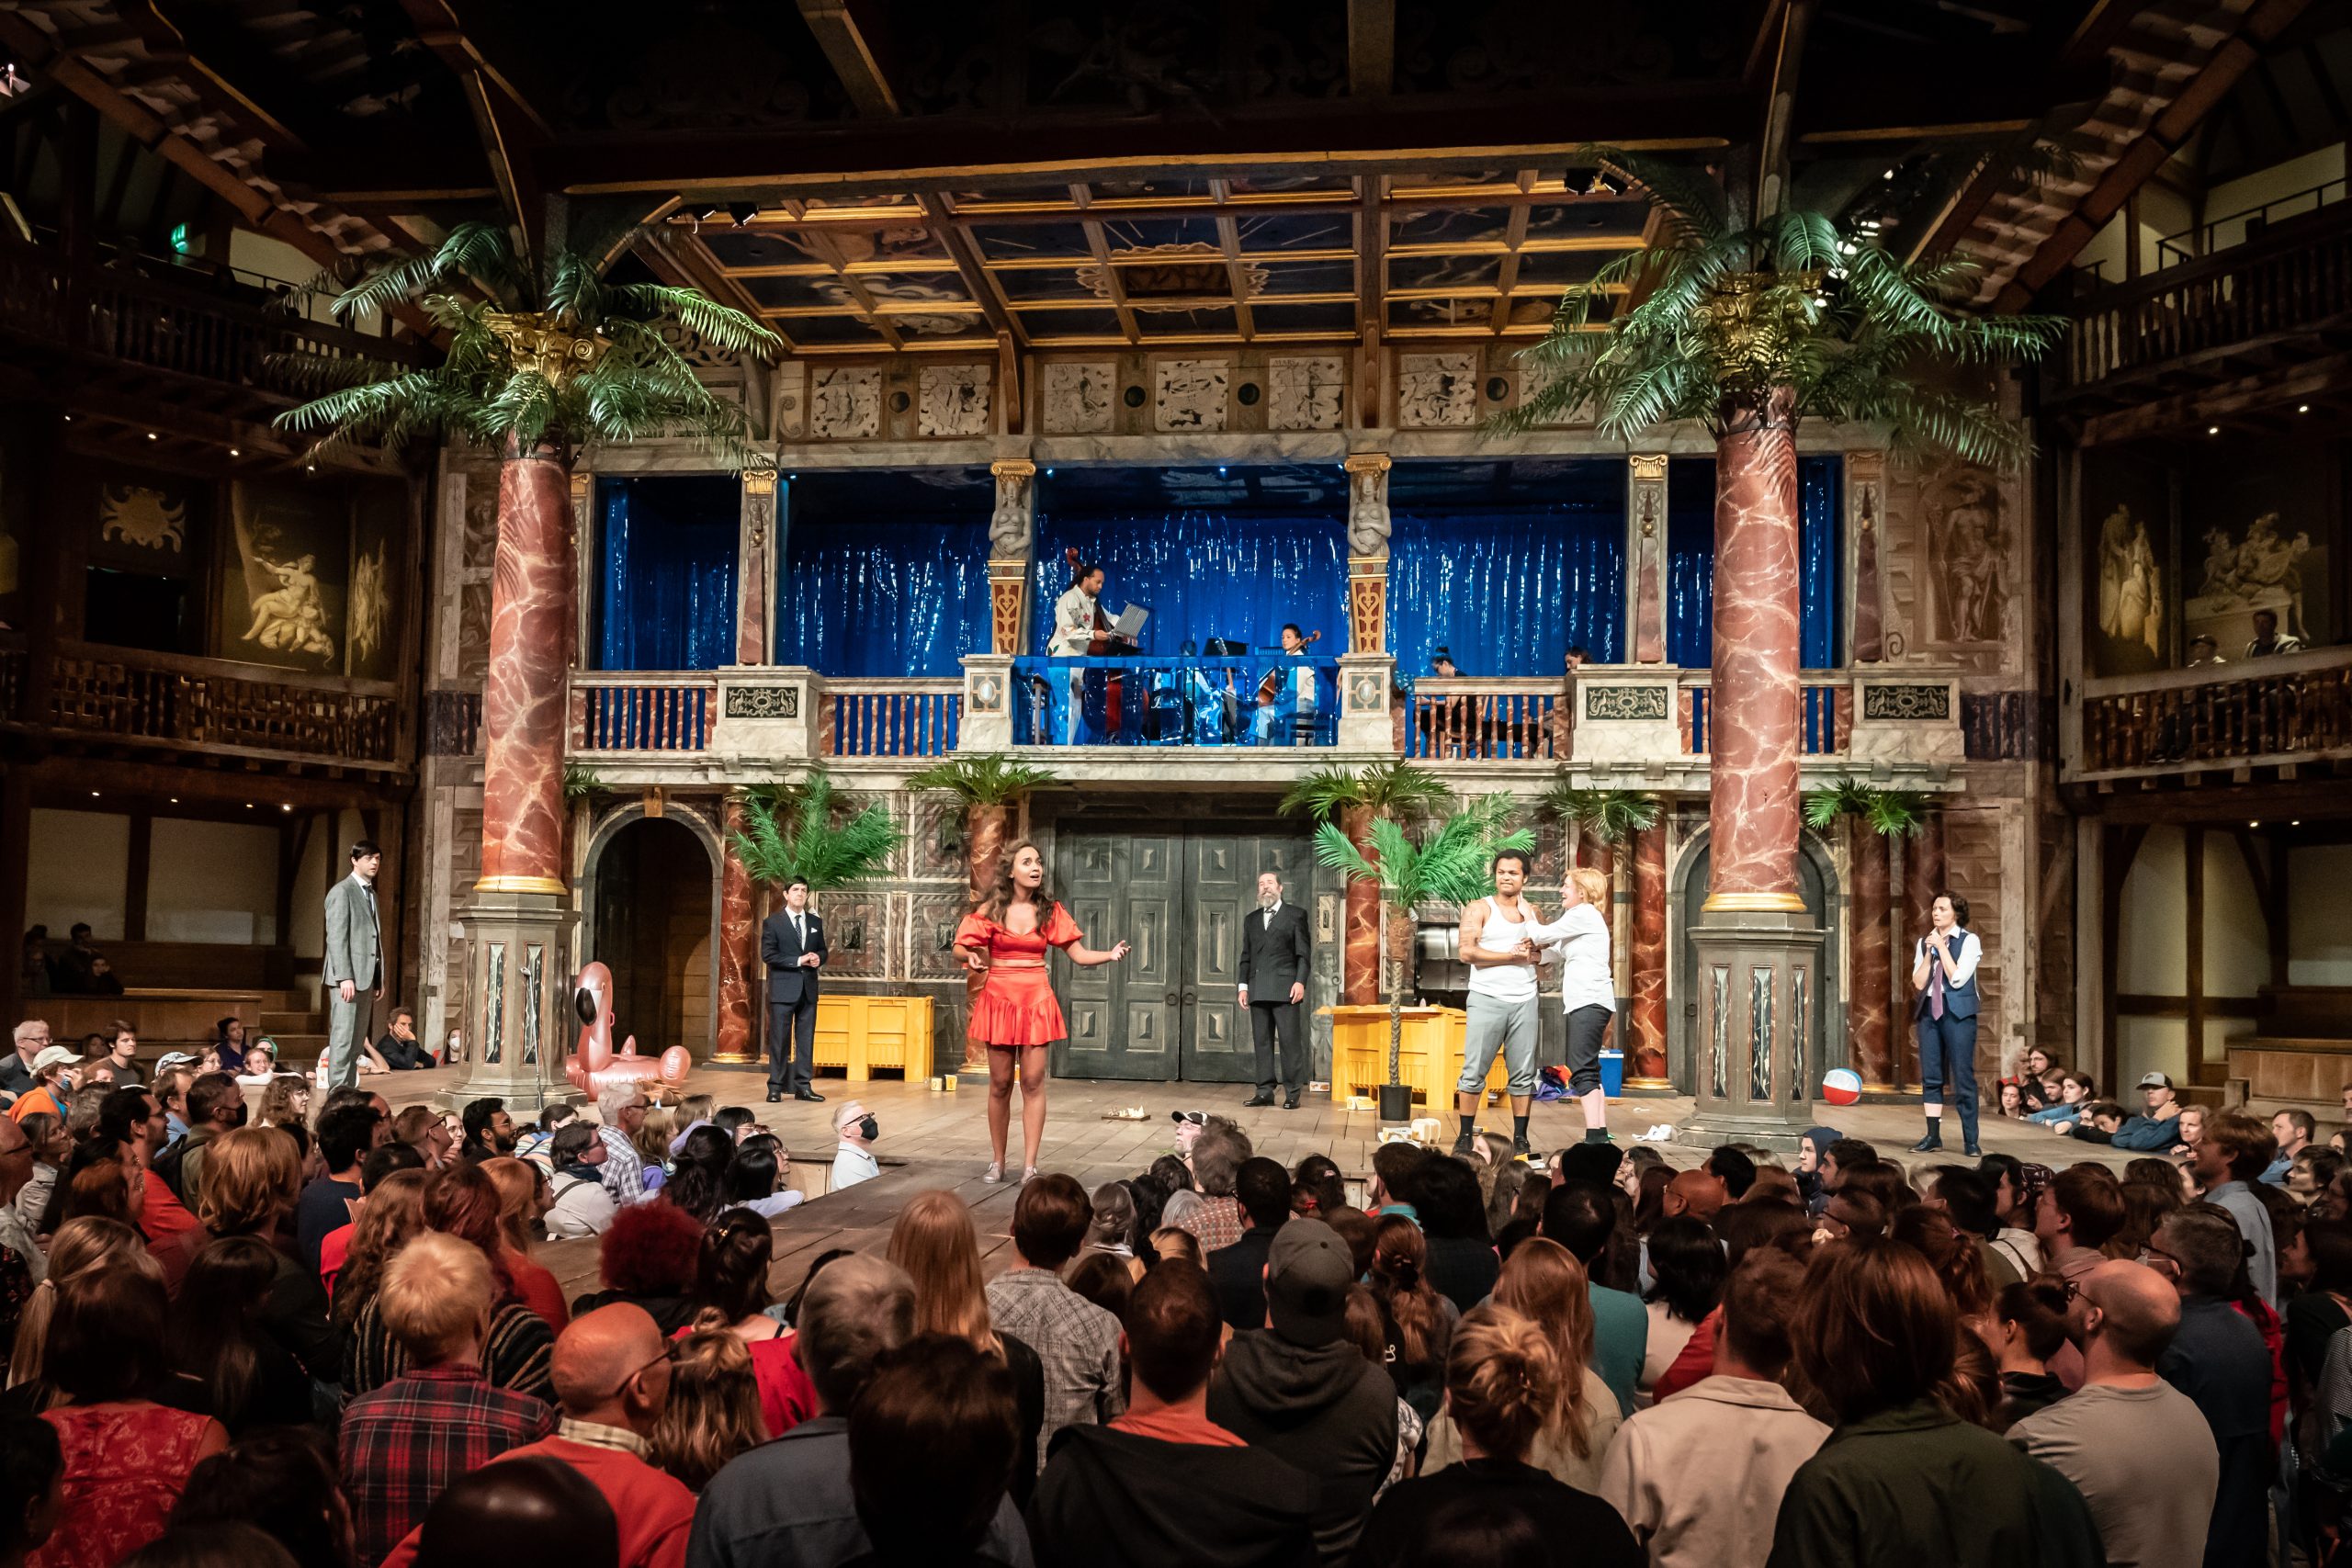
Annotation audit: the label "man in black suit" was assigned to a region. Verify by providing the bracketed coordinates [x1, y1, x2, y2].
[1238, 870, 1312, 1110]
[760, 876, 828, 1104]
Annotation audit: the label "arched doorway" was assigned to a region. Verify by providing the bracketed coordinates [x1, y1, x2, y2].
[586, 816, 717, 1061]
[1669, 835, 1839, 1096]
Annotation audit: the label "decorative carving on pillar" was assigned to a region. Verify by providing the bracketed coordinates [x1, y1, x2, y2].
[1344, 454, 1391, 658]
[1348, 564, 1386, 656]
[988, 459, 1037, 657]
[1630, 455, 1668, 664]
[1849, 454, 1887, 661]
[478, 452, 577, 897]
[738, 468, 777, 666]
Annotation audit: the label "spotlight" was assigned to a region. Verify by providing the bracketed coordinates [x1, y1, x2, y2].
[2208, 425, 2221, 435]
[2300, 404, 2312, 413]
[693, 204, 722, 222]
[89, 790, 98, 797]
[228, 447, 240, 457]
[727, 202, 758, 227]
[1218, 466, 1227, 476]
[1883, 168, 1895, 180]
[1045, 468, 1055, 477]
[280, 803, 292, 813]
[2249, 819, 2260, 829]
[145, 431, 157, 441]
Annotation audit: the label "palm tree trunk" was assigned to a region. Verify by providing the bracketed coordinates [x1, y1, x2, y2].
[1384, 906, 1404, 1087]
[960, 802, 1009, 1069]
[1703, 384, 1804, 912]
[477, 439, 576, 896]
[1342, 805, 1380, 1005]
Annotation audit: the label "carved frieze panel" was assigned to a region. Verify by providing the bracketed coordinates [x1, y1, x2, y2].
[1154, 359, 1229, 432]
[808, 366, 881, 440]
[1586, 684, 1670, 721]
[918, 364, 991, 436]
[724, 684, 799, 719]
[1396, 353, 1477, 428]
[1042, 361, 1117, 434]
[1267, 355, 1345, 431]
[1860, 683, 1952, 722]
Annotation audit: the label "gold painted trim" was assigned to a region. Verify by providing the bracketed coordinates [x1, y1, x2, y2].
[741, 468, 779, 497]
[1701, 891, 1810, 913]
[475, 875, 571, 897]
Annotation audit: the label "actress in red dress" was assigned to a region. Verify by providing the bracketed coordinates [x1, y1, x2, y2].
[955, 841, 1129, 1183]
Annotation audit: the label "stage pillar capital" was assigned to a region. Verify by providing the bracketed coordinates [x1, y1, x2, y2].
[741, 467, 779, 497]
[1335, 652, 1395, 752]
[1342, 452, 1391, 475]
[989, 457, 1037, 480]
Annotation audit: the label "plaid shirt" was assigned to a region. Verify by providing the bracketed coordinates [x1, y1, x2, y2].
[1179, 1194, 1246, 1254]
[599, 1126, 648, 1206]
[339, 1364, 555, 1565]
[986, 1266, 1125, 1471]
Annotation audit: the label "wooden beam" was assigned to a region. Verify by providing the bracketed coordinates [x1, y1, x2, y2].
[1347, 0, 1396, 98]
[778, 199, 904, 350]
[393, 0, 553, 138]
[914, 191, 1019, 343]
[2187, 825, 2210, 1084]
[1206, 179, 1257, 341]
[1070, 185, 1140, 345]
[1997, 0, 2317, 309]
[125, 810, 152, 943]
[794, 0, 901, 117]
[1490, 170, 1535, 337]
[2075, 348, 2352, 446]
[1753, 0, 1815, 221]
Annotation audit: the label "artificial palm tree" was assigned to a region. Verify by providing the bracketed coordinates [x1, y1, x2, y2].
[1537, 783, 1661, 847]
[729, 770, 903, 894]
[1802, 777, 1929, 839]
[274, 220, 782, 462]
[1498, 149, 2064, 459]
[1314, 794, 1532, 1111]
[904, 753, 1061, 897]
[1283, 760, 1455, 1005]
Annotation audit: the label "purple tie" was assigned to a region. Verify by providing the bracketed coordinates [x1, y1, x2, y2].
[1929, 940, 1947, 1021]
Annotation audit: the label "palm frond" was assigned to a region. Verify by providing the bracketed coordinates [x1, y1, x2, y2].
[729, 769, 905, 888]
[903, 753, 1059, 806]
[604, 283, 785, 360]
[1802, 776, 1928, 838]
[334, 220, 526, 323]
[1538, 784, 1661, 845]
[1584, 146, 1729, 247]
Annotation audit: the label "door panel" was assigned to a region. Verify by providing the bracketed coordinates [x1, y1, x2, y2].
[1058, 825, 1311, 1083]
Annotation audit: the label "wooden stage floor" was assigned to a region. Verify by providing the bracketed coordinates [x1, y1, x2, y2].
[374, 1062, 2143, 1305]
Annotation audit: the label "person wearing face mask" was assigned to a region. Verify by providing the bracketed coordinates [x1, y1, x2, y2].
[153, 1071, 247, 1211]
[831, 1101, 880, 1192]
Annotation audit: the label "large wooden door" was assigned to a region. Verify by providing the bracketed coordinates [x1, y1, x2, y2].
[1055, 825, 1309, 1082]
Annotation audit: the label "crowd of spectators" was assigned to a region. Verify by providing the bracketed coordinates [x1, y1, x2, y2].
[0, 1011, 2339, 1568]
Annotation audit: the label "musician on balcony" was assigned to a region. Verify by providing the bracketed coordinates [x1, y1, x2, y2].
[1251, 624, 1318, 745]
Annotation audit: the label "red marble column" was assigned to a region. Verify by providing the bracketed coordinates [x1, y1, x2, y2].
[1342, 805, 1382, 1005]
[477, 448, 574, 896]
[1704, 387, 1804, 912]
[1850, 824, 1894, 1087]
[1629, 823, 1668, 1080]
[714, 798, 756, 1063]
[1900, 809, 1947, 1086]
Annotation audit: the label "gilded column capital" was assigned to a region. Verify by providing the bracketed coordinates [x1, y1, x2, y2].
[741, 467, 780, 497]
[989, 458, 1037, 480]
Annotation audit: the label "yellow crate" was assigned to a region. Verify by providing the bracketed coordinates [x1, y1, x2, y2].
[810, 995, 934, 1083]
[1324, 1004, 1503, 1109]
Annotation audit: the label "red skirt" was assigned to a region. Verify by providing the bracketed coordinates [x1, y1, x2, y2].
[970, 965, 1067, 1048]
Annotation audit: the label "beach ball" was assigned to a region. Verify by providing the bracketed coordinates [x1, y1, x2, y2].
[1821, 1068, 1862, 1107]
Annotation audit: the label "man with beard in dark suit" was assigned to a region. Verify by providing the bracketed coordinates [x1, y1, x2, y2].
[1238, 871, 1312, 1110]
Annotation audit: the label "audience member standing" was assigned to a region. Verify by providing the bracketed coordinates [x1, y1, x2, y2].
[2192, 1114, 2280, 1310]
[2010, 1260, 2217, 1568]
[1349, 1305, 1641, 1568]
[1030, 1264, 1317, 1568]
[335, 1233, 555, 1566]
[2147, 1207, 2274, 1568]
[1765, 1239, 2105, 1568]
[547, 1123, 620, 1238]
[379, 1303, 695, 1568]
[685, 1255, 1032, 1568]
[1208, 1218, 1396, 1564]
[1599, 1251, 1826, 1568]
[986, 1175, 1123, 1466]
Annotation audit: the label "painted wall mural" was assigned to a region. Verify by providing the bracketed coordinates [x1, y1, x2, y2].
[2181, 440, 2334, 659]
[220, 479, 347, 672]
[2082, 450, 2172, 678]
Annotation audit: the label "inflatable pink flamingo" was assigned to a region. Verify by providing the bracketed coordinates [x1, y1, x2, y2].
[567, 960, 692, 1099]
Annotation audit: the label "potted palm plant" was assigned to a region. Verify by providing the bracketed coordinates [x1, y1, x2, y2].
[729, 769, 904, 894]
[905, 753, 1060, 1073]
[1537, 783, 1661, 859]
[1281, 760, 1453, 1006]
[1314, 794, 1533, 1122]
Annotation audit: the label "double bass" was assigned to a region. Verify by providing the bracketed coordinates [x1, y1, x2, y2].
[1257, 628, 1323, 705]
[1064, 547, 1136, 736]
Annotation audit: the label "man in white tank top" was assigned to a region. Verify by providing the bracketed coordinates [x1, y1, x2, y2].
[1456, 850, 1544, 1156]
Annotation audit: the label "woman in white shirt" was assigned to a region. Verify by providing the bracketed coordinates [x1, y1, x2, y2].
[1533, 867, 1617, 1145]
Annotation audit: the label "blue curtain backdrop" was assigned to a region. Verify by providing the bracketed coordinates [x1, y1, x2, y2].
[1388, 498, 1626, 676]
[1030, 509, 1346, 653]
[595, 476, 740, 671]
[774, 507, 989, 678]
[1666, 455, 1844, 668]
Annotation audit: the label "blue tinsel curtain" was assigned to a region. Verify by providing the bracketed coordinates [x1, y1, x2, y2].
[595, 476, 740, 671]
[774, 511, 989, 677]
[1388, 500, 1625, 676]
[1030, 510, 1346, 654]
[1666, 455, 1844, 668]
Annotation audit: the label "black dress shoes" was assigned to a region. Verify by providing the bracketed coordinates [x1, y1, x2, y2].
[795, 1089, 826, 1103]
[1243, 1091, 1274, 1108]
[764, 1091, 782, 1103]
[1283, 1091, 1300, 1111]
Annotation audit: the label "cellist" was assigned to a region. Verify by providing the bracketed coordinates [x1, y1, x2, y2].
[1250, 623, 1319, 744]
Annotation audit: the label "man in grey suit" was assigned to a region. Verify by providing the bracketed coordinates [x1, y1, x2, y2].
[1238, 870, 1313, 1110]
[324, 840, 384, 1092]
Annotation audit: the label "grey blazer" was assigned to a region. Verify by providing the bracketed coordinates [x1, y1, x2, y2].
[324, 875, 380, 989]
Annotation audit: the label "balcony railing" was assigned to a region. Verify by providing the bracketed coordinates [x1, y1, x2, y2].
[1685, 680, 1849, 756]
[825, 680, 961, 758]
[1404, 680, 1561, 761]
[2065, 203, 2352, 393]
[0, 635, 401, 768]
[2075, 648, 2352, 777]
[572, 675, 717, 752]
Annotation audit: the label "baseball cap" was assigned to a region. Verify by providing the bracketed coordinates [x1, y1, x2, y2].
[1265, 1217, 1353, 1347]
[30, 1045, 78, 1074]
[2136, 1072, 2174, 1090]
[152, 1052, 198, 1072]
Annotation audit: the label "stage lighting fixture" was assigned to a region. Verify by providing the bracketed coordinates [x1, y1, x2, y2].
[728, 203, 758, 226]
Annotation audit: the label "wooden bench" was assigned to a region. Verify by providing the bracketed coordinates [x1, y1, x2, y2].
[35, 988, 298, 1051]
